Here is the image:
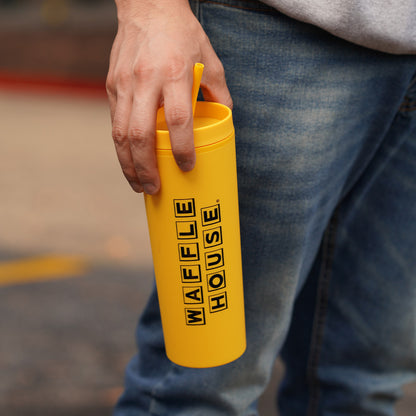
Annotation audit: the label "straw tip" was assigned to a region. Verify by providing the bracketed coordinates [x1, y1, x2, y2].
[192, 63, 204, 116]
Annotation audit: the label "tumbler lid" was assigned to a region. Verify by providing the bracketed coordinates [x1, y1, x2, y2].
[155, 101, 234, 150]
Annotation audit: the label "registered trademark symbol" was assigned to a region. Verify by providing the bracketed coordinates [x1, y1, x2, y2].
[216, 199, 220, 203]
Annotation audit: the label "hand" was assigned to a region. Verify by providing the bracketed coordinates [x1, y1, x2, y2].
[106, 0, 232, 194]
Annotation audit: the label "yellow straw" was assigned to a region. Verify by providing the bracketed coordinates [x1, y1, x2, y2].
[192, 63, 204, 116]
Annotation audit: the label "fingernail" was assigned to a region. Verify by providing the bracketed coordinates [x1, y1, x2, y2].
[130, 182, 143, 193]
[143, 183, 158, 195]
[178, 160, 195, 172]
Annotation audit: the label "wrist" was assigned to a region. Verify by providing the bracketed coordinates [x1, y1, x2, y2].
[115, 0, 191, 19]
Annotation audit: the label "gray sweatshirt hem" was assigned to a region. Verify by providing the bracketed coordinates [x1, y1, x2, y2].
[261, 0, 416, 54]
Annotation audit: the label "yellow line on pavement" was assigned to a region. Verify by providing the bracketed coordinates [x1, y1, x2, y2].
[0, 255, 88, 287]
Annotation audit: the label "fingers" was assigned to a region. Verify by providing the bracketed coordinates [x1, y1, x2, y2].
[128, 85, 161, 194]
[109, 59, 197, 195]
[107, 38, 151, 193]
[106, 20, 232, 195]
[111, 93, 145, 193]
[163, 60, 196, 172]
[110, 78, 162, 195]
[107, 38, 162, 194]
[107, 58, 232, 196]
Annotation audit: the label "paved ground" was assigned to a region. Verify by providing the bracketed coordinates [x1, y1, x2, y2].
[0, 2, 415, 415]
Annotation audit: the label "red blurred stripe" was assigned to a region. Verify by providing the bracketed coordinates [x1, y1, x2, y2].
[0, 72, 107, 98]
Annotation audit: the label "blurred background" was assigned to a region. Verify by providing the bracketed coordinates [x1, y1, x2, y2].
[0, 1, 154, 415]
[0, 1, 414, 415]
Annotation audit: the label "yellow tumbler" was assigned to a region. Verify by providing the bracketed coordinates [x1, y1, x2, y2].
[144, 81, 246, 368]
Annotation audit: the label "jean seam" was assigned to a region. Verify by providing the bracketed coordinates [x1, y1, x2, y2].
[306, 210, 339, 416]
[399, 70, 416, 112]
[400, 106, 416, 112]
[399, 99, 416, 112]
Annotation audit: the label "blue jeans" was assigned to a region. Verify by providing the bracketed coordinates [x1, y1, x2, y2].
[114, 1, 416, 415]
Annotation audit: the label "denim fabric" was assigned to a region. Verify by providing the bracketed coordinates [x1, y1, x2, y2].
[114, 1, 416, 415]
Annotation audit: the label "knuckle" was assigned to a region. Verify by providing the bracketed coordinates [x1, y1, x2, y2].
[116, 70, 132, 89]
[132, 63, 154, 81]
[128, 126, 146, 140]
[211, 59, 226, 80]
[105, 74, 116, 96]
[165, 57, 188, 81]
[112, 125, 127, 145]
[128, 126, 153, 147]
[165, 105, 192, 127]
